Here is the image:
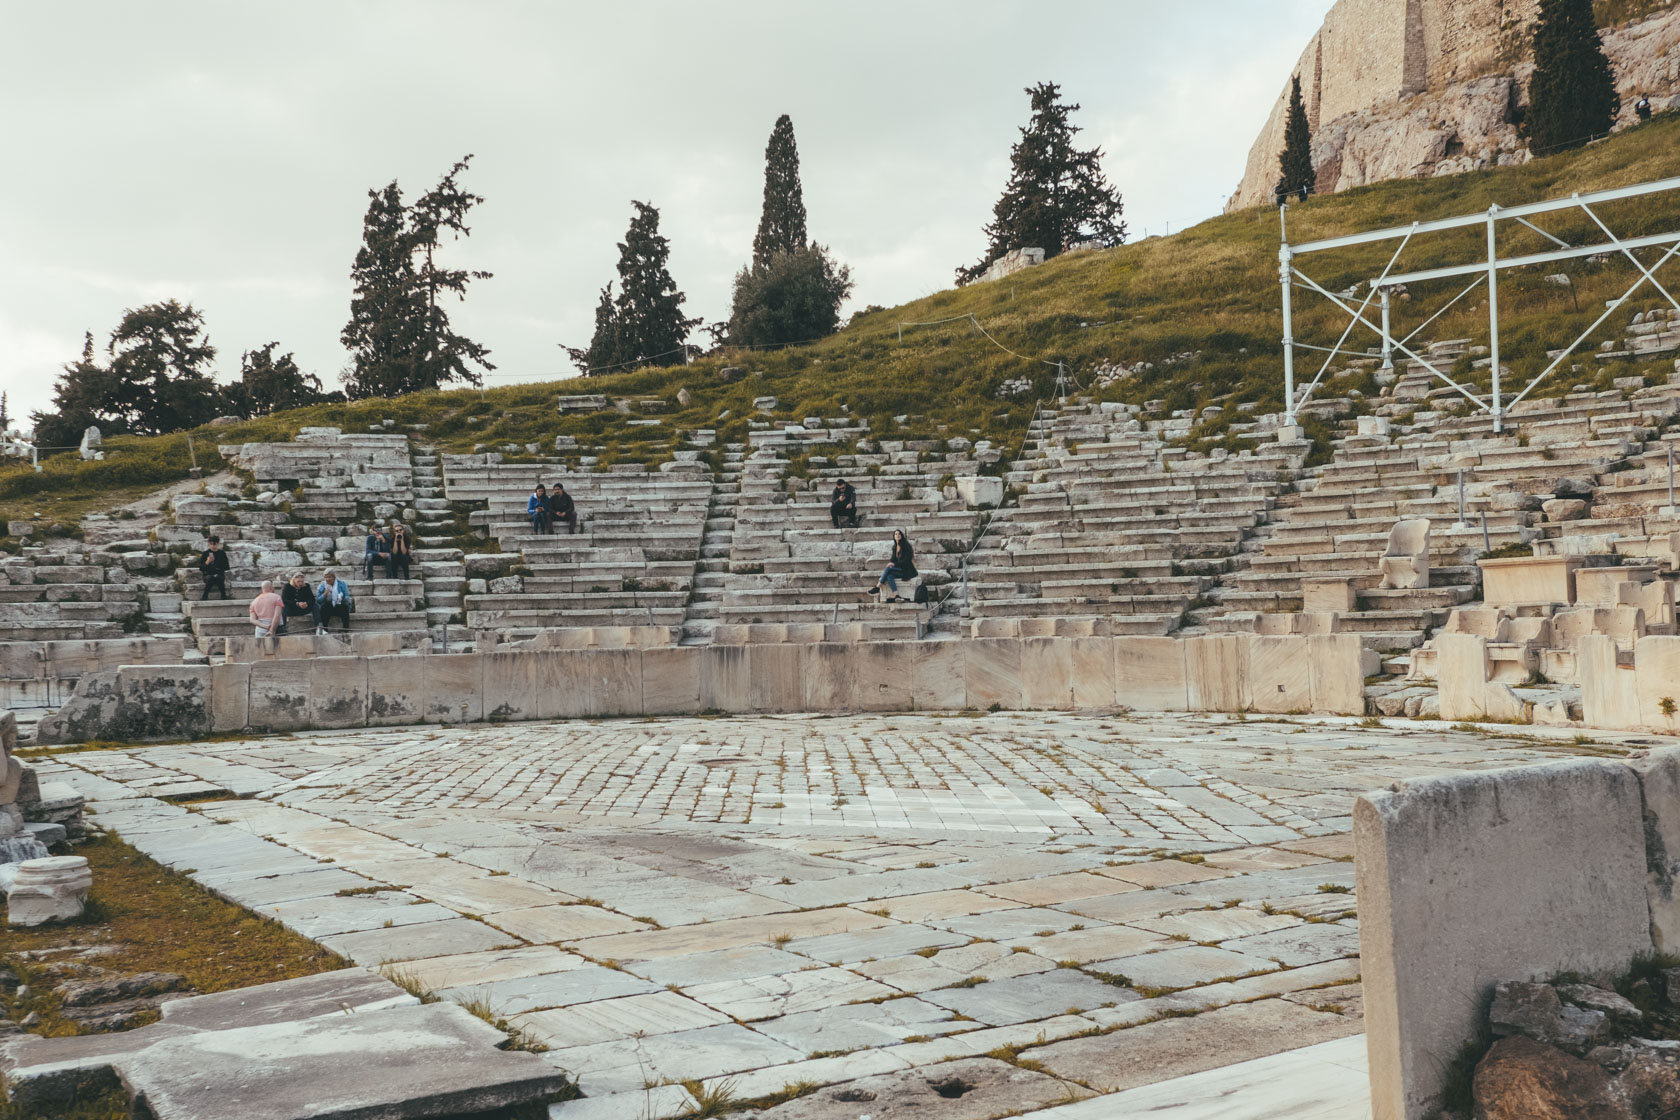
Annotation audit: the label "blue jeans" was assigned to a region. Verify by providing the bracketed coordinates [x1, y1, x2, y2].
[530, 512, 548, 534]
[880, 565, 910, 592]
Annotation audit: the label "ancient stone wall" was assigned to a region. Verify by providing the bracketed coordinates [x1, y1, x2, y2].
[1229, 0, 1677, 211]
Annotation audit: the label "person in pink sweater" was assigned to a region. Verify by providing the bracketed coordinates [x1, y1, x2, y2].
[249, 579, 285, 638]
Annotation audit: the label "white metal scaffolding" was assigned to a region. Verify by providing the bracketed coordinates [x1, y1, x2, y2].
[1279, 175, 1680, 433]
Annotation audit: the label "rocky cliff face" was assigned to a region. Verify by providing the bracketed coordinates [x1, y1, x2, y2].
[1228, 0, 1680, 212]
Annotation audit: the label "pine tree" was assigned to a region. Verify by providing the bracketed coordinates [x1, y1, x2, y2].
[342, 156, 493, 399]
[409, 155, 495, 389]
[568, 202, 698, 374]
[226, 343, 328, 417]
[106, 300, 223, 435]
[1527, 0, 1619, 153]
[31, 333, 116, 450]
[1275, 75, 1315, 203]
[728, 246, 853, 349]
[752, 114, 809, 268]
[0, 391, 9, 434]
[958, 82, 1126, 284]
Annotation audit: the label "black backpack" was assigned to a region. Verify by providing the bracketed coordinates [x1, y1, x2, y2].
[913, 583, 929, 604]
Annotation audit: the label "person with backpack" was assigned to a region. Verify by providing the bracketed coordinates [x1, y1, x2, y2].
[867, 529, 917, 602]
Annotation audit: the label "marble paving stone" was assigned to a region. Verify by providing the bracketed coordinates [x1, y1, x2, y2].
[752, 996, 964, 1053]
[390, 945, 589, 992]
[487, 904, 646, 943]
[921, 970, 1139, 1025]
[571, 908, 894, 962]
[696, 1050, 911, 1104]
[440, 963, 659, 1014]
[746, 1056, 1089, 1120]
[1200, 846, 1327, 873]
[1022, 998, 1361, 1096]
[1087, 945, 1278, 992]
[980, 871, 1141, 906]
[683, 967, 897, 1021]
[853, 954, 973, 994]
[1280, 833, 1355, 860]
[628, 946, 814, 989]
[869, 889, 1028, 923]
[514, 990, 732, 1050]
[922, 940, 1061, 980]
[399, 870, 567, 915]
[264, 892, 459, 938]
[1009, 925, 1167, 963]
[935, 906, 1088, 940]
[1098, 860, 1234, 888]
[541, 1022, 804, 1096]
[549, 1085, 696, 1120]
[211, 868, 383, 908]
[1217, 923, 1361, 968]
[781, 922, 968, 965]
[319, 917, 517, 965]
[1132, 908, 1303, 943]
[1052, 890, 1197, 925]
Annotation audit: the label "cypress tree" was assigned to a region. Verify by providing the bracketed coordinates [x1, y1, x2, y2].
[1275, 75, 1315, 203]
[409, 155, 495, 389]
[752, 114, 809, 268]
[958, 82, 1125, 284]
[568, 202, 698, 374]
[1527, 0, 1619, 153]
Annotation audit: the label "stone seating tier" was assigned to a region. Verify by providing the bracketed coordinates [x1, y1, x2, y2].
[181, 579, 427, 645]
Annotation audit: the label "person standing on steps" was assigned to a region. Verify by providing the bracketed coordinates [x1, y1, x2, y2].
[279, 571, 322, 635]
[249, 579, 284, 639]
[528, 484, 550, 535]
[317, 569, 353, 632]
[866, 529, 917, 602]
[364, 525, 391, 581]
[198, 535, 230, 600]
[830, 479, 858, 528]
[549, 483, 578, 535]
[389, 524, 412, 580]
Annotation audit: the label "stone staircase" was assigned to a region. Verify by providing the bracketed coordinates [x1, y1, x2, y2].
[409, 444, 464, 632]
[680, 443, 743, 645]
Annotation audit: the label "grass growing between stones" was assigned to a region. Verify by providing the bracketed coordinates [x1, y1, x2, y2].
[0, 832, 347, 1038]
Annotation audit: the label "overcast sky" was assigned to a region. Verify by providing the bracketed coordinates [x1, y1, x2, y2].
[0, 1, 1326, 425]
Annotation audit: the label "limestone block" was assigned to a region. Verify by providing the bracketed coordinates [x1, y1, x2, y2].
[1542, 497, 1588, 522]
[1114, 637, 1188, 711]
[423, 654, 483, 724]
[1070, 637, 1117, 709]
[700, 646, 751, 713]
[110, 665, 213, 741]
[1478, 556, 1585, 607]
[307, 658, 367, 730]
[1298, 611, 1341, 635]
[954, 476, 1003, 507]
[1576, 565, 1658, 608]
[1356, 758, 1653, 1120]
[1018, 618, 1057, 638]
[911, 641, 965, 711]
[544, 649, 640, 718]
[1, 709, 15, 756]
[482, 652, 541, 723]
[642, 647, 700, 715]
[1254, 612, 1297, 635]
[1622, 578, 1675, 632]
[1186, 634, 1250, 712]
[1634, 636, 1680, 734]
[1436, 634, 1524, 722]
[851, 643, 915, 712]
[753, 641, 809, 711]
[1301, 578, 1357, 613]
[964, 639, 1022, 710]
[1018, 638, 1073, 710]
[1625, 747, 1680, 955]
[7, 856, 93, 926]
[0, 756, 20, 802]
[1310, 634, 1369, 714]
[366, 655, 424, 726]
[210, 661, 251, 733]
[1580, 634, 1642, 731]
[1249, 636, 1312, 714]
[247, 660, 313, 732]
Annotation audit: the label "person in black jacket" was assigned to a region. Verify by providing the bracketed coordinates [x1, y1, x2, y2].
[868, 530, 917, 602]
[389, 524, 412, 580]
[830, 479, 858, 528]
[548, 484, 578, 535]
[279, 571, 322, 635]
[198, 536, 231, 600]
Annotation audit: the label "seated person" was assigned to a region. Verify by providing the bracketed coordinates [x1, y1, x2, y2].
[364, 526, 391, 580]
[830, 479, 858, 528]
[388, 524, 413, 580]
[279, 571, 323, 635]
[528, 485, 550, 534]
[548, 483, 578, 534]
[1636, 93, 1653, 120]
[316, 569, 353, 631]
[198, 535, 231, 600]
[866, 529, 917, 603]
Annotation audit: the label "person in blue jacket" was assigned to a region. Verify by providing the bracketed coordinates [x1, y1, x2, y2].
[528, 484, 550, 534]
[317, 569, 353, 632]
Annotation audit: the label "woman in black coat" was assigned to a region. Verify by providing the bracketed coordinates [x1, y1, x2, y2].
[869, 530, 917, 602]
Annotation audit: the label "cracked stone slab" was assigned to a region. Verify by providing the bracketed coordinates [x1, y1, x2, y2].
[921, 970, 1139, 1025]
[740, 1056, 1091, 1119]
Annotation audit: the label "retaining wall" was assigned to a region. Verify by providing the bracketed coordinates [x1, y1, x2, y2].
[1581, 634, 1680, 734]
[31, 633, 1368, 743]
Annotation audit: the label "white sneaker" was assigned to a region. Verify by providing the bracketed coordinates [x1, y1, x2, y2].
[317, 626, 326, 636]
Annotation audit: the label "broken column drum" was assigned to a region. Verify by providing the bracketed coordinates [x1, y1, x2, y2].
[6, 855, 92, 926]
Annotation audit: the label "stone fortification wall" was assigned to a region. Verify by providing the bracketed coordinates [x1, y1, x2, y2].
[31, 633, 1368, 742]
[1228, 0, 1678, 211]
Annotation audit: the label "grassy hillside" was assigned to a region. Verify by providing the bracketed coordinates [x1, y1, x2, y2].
[6, 111, 1680, 530]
